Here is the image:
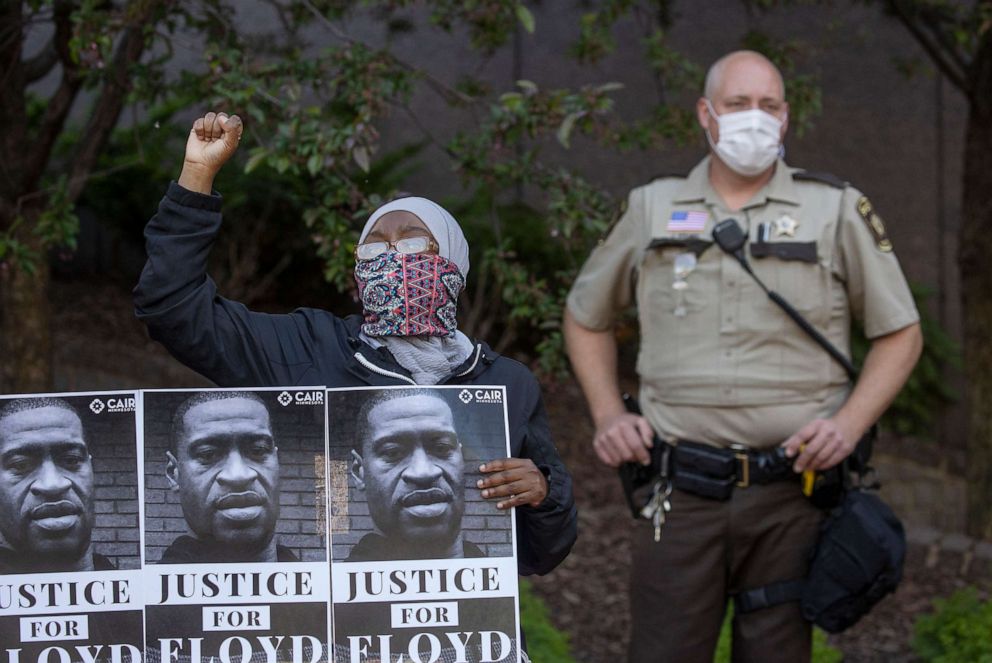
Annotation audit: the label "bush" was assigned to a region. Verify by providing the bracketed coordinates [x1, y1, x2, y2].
[850, 283, 959, 438]
[519, 579, 576, 662]
[714, 604, 842, 663]
[913, 587, 992, 662]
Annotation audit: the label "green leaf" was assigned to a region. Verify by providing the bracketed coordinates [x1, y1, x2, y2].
[556, 112, 581, 148]
[596, 81, 625, 93]
[307, 153, 322, 177]
[352, 146, 371, 173]
[244, 149, 270, 174]
[516, 4, 535, 34]
[516, 80, 539, 94]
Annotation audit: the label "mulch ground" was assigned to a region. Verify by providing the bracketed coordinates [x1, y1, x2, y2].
[531, 380, 992, 663]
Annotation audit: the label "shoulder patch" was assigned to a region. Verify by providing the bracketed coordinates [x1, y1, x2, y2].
[855, 196, 893, 253]
[792, 170, 847, 189]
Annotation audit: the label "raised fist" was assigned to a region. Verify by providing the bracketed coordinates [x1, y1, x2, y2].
[183, 111, 243, 175]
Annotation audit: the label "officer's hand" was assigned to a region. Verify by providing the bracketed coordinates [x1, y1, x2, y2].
[477, 458, 548, 509]
[184, 112, 243, 175]
[781, 418, 858, 472]
[592, 412, 654, 468]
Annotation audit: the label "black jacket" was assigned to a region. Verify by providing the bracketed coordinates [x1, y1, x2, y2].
[134, 182, 577, 576]
[157, 535, 300, 564]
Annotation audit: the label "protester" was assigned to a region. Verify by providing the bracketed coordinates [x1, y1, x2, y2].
[565, 50, 923, 662]
[133, 111, 576, 582]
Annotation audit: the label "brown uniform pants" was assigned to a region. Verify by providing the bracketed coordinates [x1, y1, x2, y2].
[628, 480, 824, 663]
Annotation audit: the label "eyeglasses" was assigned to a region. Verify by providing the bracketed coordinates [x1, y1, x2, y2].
[355, 236, 439, 260]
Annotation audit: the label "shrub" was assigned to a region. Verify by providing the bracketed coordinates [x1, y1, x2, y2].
[913, 587, 992, 663]
[519, 579, 576, 662]
[714, 604, 842, 663]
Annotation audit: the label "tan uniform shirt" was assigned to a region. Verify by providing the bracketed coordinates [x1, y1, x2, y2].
[567, 157, 919, 449]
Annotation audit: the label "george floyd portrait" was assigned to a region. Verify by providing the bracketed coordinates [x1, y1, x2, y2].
[0, 393, 140, 575]
[143, 388, 327, 564]
[328, 386, 513, 563]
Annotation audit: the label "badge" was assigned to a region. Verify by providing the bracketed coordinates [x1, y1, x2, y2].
[672, 252, 697, 318]
[856, 196, 893, 252]
[772, 214, 799, 238]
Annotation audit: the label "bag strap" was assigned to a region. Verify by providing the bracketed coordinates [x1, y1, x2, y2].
[711, 219, 857, 382]
[734, 579, 805, 614]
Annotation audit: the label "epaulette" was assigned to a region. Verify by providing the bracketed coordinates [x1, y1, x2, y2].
[792, 170, 847, 189]
[649, 172, 687, 183]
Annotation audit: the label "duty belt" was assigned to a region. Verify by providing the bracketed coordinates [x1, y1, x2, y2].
[668, 439, 796, 501]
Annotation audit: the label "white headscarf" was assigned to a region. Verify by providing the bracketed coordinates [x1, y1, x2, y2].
[359, 197, 471, 278]
[357, 196, 475, 384]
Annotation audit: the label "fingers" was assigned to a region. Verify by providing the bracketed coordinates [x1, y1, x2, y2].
[635, 416, 655, 448]
[219, 113, 243, 146]
[478, 458, 548, 509]
[591, 413, 654, 467]
[781, 420, 817, 459]
[190, 112, 242, 143]
[788, 419, 854, 472]
[793, 424, 832, 472]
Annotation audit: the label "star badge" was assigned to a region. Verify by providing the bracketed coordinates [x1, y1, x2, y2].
[772, 214, 799, 238]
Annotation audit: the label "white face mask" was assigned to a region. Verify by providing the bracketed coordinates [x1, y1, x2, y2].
[704, 99, 785, 177]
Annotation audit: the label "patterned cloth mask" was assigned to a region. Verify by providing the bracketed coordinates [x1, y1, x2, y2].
[355, 251, 465, 337]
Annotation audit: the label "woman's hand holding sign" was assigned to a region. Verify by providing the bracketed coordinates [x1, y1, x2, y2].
[478, 458, 549, 510]
[178, 111, 243, 194]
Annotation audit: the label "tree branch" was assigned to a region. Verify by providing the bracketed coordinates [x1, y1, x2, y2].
[298, 0, 474, 107]
[20, 1, 80, 198]
[65, 2, 158, 203]
[886, 0, 969, 93]
[970, 26, 992, 117]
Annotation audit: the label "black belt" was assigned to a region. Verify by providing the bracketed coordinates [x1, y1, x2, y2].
[669, 439, 796, 501]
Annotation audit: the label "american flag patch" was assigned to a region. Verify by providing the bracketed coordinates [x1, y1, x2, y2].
[667, 210, 709, 233]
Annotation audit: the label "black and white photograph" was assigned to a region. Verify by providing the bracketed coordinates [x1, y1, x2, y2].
[328, 386, 520, 663]
[0, 391, 143, 662]
[327, 386, 515, 563]
[141, 387, 330, 663]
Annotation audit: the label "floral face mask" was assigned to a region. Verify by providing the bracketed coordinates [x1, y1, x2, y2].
[354, 251, 465, 337]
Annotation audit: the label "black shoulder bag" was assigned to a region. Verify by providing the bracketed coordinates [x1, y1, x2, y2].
[712, 218, 906, 633]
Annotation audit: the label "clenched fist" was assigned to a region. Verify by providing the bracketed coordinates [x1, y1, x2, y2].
[178, 111, 243, 194]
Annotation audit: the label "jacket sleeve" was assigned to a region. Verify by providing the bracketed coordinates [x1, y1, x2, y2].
[513, 376, 578, 576]
[133, 182, 320, 387]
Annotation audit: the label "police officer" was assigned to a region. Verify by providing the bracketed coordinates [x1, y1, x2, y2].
[564, 50, 923, 662]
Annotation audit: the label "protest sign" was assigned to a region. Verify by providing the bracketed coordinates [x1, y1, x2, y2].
[141, 388, 329, 663]
[0, 392, 143, 663]
[326, 386, 520, 663]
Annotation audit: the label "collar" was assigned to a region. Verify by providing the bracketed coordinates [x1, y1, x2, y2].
[343, 315, 496, 384]
[672, 156, 800, 208]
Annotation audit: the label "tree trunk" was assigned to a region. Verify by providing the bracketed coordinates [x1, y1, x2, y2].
[0, 221, 52, 394]
[961, 107, 992, 539]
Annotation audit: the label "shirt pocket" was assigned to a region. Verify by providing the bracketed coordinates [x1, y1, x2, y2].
[636, 238, 719, 381]
[743, 240, 830, 328]
[638, 239, 712, 319]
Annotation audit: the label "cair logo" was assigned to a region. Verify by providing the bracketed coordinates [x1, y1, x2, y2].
[278, 390, 324, 407]
[90, 396, 135, 414]
[458, 389, 503, 405]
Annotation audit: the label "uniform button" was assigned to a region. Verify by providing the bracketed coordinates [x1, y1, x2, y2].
[724, 350, 733, 358]
[727, 279, 736, 287]
[725, 316, 734, 324]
